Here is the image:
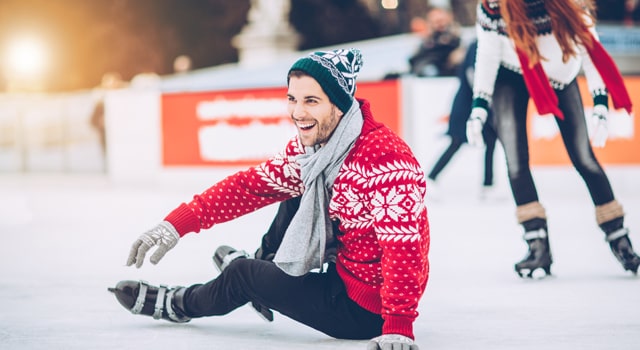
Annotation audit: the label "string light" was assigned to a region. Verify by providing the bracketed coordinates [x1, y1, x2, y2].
[381, 0, 398, 10]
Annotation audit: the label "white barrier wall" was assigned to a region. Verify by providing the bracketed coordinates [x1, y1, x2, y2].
[0, 92, 105, 173]
[104, 89, 163, 183]
[104, 88, 248, 188]
[103, 76, 637, 197]
[0, 96, 22, 171]
[2, 78, 638, 198]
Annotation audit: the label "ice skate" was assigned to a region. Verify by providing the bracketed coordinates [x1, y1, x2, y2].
[213, 245, 274, 322]
[514, 229, 552, 278]
[108, 280, 191, 323]
[606, 228, 640, 274]
[213, 245, 252, 272]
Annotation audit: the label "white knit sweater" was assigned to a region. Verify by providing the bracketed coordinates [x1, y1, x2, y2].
[472, 0, 608, 109]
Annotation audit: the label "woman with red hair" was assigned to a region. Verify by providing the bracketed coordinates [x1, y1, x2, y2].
[466, 0, 639, 278]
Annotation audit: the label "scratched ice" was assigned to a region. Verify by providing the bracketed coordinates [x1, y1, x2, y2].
[1, 168, 638, 350]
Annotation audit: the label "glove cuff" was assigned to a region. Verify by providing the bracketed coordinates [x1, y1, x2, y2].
[593, 104, 608, 115]
[470, 107, 488, 123]
[159, 221, 179, 239]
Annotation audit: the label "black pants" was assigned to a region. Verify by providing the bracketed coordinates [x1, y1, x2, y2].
[482, 130, 497, 187]
[490, 68, 615, 206]
[428, 129, 497, 186]
[181, 199, 384, 340]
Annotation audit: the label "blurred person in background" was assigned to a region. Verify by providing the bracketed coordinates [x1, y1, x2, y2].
[466, 0, 639, 278]
[426, 40, 500, 201]
[408, 6, 462, 77]
[627, 0, 640, 22]
[594, 0, 627, 22]
[90, 72, 126, 160]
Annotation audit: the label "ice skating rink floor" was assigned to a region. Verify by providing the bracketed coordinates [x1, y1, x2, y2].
[1, 169, 639, 349]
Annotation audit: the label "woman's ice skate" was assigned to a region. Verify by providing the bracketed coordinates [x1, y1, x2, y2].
[514, 229, 552, 279]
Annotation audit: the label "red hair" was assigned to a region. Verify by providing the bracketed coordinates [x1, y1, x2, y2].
[499, 0, 596, 66]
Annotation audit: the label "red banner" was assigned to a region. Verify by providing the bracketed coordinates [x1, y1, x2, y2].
[161, 79, 401, 167]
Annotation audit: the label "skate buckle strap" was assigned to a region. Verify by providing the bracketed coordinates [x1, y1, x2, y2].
[523, 228, 547, 241]
[220, 250, 249, 271]
[131, 280, 149, 315]
[165, 288, 191, 323]
[605, 227, 629, 242]
[153, 285, 168, 320]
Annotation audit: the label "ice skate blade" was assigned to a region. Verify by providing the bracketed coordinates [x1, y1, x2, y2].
[252, 302, 274, 322]
[614, 258, 640, 275]
[621, 257, 640, 274]
[624, 264, 639, 275]
[516, 266, 551, 279]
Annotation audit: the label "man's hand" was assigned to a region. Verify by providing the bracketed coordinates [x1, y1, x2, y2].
[367, 334, 419, 350]
[466, 107, 488, 147]
[591, 104, 608, 148]
[126, 221, 180, 268]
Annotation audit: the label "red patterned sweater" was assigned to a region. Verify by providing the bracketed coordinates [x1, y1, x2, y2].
[165, 99, 430, 339]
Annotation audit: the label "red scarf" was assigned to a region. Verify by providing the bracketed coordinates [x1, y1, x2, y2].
[516, 32, 633, 120]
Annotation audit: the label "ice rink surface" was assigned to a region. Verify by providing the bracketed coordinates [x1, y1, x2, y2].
[1, 169, 639, 350]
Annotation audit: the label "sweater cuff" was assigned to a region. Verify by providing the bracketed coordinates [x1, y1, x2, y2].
[592, 91, 609, 109]
[471, 97, 490, 112]
[163, 203, 201, 237]
[382, 315, 415, 340]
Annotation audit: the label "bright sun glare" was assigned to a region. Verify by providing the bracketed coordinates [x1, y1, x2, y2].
[5, 35, 48, 78]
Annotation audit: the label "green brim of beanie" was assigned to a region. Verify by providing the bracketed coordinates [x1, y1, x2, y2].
[288, 58, 353, 114]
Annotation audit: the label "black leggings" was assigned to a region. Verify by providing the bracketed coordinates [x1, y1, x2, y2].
[490, 68, 615, 206]
[181, 198, 383, 340]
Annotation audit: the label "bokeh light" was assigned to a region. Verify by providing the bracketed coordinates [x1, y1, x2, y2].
[381, 0, 399, 10]
[2, 32, 51, 92]
[5, 34, 48, 78]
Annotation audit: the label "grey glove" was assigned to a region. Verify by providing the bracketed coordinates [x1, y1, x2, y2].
[126, 221, 180, 268]
[367, 334, 419, 350]
[466, 107, 488, 147]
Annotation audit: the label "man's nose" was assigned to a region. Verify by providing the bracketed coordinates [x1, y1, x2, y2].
[291, 103, 305, 119]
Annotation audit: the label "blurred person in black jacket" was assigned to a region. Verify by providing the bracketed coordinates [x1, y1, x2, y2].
[408, 7, 462, 77]
[425, 41, 499, 201]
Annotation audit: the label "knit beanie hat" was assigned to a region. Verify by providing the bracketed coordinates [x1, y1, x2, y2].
[288, 48, 363, 113]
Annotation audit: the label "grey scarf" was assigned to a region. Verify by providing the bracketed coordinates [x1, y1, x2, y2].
[273, 100, 363, 276]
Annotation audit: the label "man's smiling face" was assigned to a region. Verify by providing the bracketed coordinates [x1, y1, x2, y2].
[287, 74, 343, 147]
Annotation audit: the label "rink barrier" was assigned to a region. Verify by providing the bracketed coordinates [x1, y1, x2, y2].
[0, 77, 638, 179]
